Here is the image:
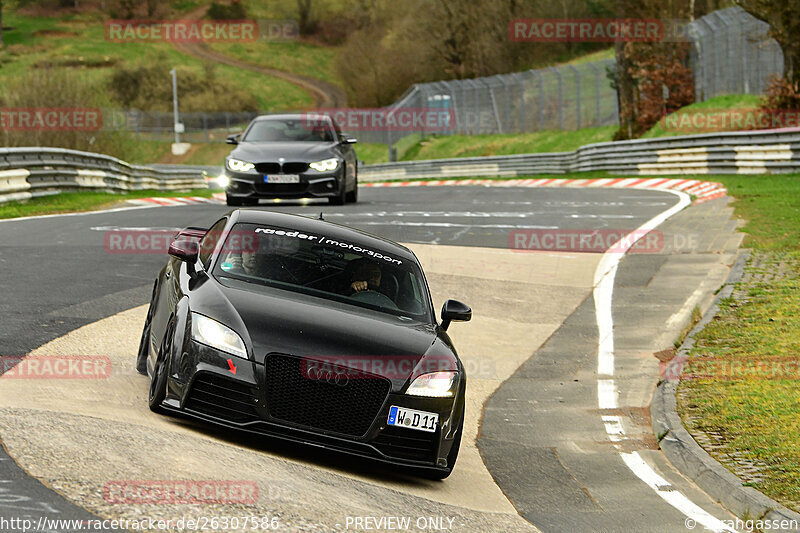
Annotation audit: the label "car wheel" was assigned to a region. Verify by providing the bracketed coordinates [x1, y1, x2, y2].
[148, 321, 173, 413]
[346, 172, 358, 204]
[329, 177, 347, 205]
[226, 194, 243, 207]
[136, 282, 158, 376]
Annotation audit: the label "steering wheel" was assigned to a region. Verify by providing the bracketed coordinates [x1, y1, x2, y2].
[349, 290, 399, 309]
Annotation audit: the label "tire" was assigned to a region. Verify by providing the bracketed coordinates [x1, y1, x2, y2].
[329, 174, 347, 205]
[346, 172, 358, 204]
[148, 321, 173, 413]
[136, 283, 158, 376]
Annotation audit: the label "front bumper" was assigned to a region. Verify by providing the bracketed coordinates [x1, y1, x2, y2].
[225, 167, 344, 200]
[162, 341, 462, 474]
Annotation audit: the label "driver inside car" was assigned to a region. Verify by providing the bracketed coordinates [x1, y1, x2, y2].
[350, 259, 382, 293]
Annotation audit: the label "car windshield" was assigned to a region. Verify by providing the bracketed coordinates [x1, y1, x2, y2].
[212, 223, 433, 321]
[242, 118, 335, 143]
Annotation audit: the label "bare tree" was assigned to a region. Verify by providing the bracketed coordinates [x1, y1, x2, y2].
[298, 0, 315, 35]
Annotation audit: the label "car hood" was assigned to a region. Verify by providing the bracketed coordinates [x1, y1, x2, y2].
[191, 276, 452, 385]
[230, 142, 338, 163]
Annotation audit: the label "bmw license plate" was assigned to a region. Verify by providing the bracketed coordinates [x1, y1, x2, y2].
[264, 174, 300, 184]
[387, 406, 438, 433]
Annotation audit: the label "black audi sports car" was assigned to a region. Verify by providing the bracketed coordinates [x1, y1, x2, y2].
[137, 210, 472, 478]
[222, 114, 358, 206]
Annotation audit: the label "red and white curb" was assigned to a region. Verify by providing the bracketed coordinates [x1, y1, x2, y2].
[127, 196, 224, 206]
[127, 179, 727, 208]
[364, 178, 727, 204]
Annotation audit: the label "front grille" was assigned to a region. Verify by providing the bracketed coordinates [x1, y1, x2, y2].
[282, 162, 309, 173]
[265, 354, 391, 437]
[254, 162, 280, 173]
[372, 426, 438, 463]
[253, 162, 309, 174]
[185, 373, 260, 423]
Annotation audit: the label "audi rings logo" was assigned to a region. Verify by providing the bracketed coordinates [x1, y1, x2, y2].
[305, 365, 350, 387]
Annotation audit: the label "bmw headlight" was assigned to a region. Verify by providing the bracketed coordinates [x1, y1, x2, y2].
[226, 158, 255, 173]
[191, 313, 247, 359]
[309, 158, 340, 172]
[406, 371, 457, 398]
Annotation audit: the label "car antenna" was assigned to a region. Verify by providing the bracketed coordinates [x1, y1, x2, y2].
[318, 212, 324, 220]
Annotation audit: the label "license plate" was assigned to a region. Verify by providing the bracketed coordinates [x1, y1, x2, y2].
[387, 406, 438, 433]
[264, 174, 300, 184]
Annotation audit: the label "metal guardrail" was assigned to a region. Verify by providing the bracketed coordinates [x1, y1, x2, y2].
[359, 129, 800, 181]
[1, 128, 797, 205]
[0, 147, 209, 204]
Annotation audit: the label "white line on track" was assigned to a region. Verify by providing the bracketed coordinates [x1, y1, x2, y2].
[593, 189, 739, 533]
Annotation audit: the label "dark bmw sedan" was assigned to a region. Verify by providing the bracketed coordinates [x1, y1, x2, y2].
[137, 210, 472, 478]
[222, 114, 358, 206]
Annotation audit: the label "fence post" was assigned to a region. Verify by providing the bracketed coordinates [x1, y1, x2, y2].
[588, 62, 601, 126]
[530, 69, 543, 131]
[567, 65, 581, 130]
[552, 67, 563, 130]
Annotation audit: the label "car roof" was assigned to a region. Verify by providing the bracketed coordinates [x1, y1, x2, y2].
[227, 210, 418, 264]
[251, 113, 332, 124]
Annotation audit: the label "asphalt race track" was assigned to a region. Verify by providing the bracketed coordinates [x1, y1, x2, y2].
[0, 185, 743, 533]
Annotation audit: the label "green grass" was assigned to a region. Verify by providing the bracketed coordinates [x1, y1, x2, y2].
[642, 94, 763, 138]
[0, 10, 312, 111]
[0, 188, 214, 220]
[676, 174, 800, 512]
[208, 40, 341, 86]
[399, 127, 616, 161]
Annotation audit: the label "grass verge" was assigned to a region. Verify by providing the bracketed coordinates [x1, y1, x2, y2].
[0, 188, 213, 220]
[676, 174, 800, 513]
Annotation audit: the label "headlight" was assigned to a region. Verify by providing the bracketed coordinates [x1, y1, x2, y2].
[216, 175, 230, 188]
[191, 313, 247, 359]
[406, 371, 457, 398]
[226, 158, 255, 172]
[309, 158, 340, 172]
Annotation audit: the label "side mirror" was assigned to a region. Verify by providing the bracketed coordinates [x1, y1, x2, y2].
[168, 238, 199, 263]
[342, 137, 358, 144]
[440, 299, 471, 331]
[176, 227, 208, 241]
[226, 134, 240, 145]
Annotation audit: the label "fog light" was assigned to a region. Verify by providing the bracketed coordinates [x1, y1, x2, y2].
[326, 183, 333, 189]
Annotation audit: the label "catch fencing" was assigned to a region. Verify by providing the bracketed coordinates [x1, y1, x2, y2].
[359, 129, 800, 181]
